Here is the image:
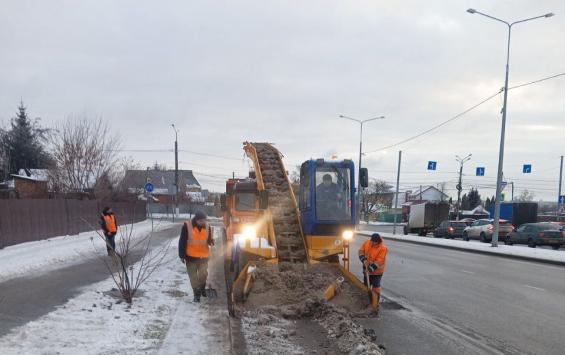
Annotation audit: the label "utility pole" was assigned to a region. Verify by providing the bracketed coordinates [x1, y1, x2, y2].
[172, 124, 179, 220]
[558, 155, 563, 218]
[393, 151, 402, 235]
[339, 114, 385, 227]
[510, 182, 515, 201]
[455, 154, 472, 220]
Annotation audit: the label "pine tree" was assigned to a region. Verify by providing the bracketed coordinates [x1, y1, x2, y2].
[1, 101, 51, 175]
[461, 193, 470, 210]
[468, 188, 482, 209]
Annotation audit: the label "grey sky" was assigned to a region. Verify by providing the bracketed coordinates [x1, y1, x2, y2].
[1, 0, 564, 199]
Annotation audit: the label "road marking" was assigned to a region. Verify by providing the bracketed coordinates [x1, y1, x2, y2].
[524, 285, 546, 292]
[460, 270, 475, 275]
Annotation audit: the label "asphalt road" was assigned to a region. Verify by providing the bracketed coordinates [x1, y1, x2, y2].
[0, 224, 181, 337]
[354, 225, 565, 355]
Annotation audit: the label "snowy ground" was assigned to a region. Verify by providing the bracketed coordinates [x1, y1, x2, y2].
[0, 219, 173, 283]
[360, 221, 406, 226]
[358, 231, 565, 265]
[0, 227, 229, 355]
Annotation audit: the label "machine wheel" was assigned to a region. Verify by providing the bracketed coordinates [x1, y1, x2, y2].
[551, 245, 560, 250]
[528, 239, 536, 248]
[463, 232, 469, 241]
[479, 233, 487, 243]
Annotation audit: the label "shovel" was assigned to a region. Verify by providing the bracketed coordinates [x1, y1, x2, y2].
[205, 284, 218, 299]
[363, 270, 373, 304]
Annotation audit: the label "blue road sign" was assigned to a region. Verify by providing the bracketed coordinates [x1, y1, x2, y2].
[501, 181, 508, 190]
[476, 167, 485, 176]
[144, 182, 154, 192]
[559, 195, 565, 205]
[427, 161, 437, 171]
[523, 164, 532, 174]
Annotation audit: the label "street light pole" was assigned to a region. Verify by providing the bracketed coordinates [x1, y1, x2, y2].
[455, 154, 472, 220]
[339, 114, 385, 227]
[171, 124, 179, 220]
[467, 8, 554, 247]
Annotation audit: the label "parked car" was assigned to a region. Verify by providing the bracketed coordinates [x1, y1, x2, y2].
[463, 219, 514, 243]
[433, 220, 468, 239]
[505, 222, 565, 249]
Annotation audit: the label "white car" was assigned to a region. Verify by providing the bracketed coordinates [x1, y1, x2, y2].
[463, 219, 514, 243]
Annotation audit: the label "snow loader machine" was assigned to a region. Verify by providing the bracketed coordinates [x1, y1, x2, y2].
[221, 142, 370, 314]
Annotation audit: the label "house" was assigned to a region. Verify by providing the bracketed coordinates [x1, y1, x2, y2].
[459, 205, 490, 219]
[10, 169, 49, 199]
[407, 186, 449, 203]
[122, 169, 201, 204]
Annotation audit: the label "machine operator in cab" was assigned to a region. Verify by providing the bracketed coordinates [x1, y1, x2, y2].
[316, 173, 343, 219]
[179, 211, 215, 303]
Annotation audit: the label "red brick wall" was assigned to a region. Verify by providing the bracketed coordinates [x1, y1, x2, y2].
[14, 179, 48, 199]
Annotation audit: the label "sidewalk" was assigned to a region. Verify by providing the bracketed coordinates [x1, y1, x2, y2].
[357, 230, 565, 266]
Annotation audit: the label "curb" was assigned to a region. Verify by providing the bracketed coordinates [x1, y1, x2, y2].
[357, 231, 565, 267]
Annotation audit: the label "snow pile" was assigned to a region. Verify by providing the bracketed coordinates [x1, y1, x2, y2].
[0, 219, 173, 283]
[0, 243, 217, 355]
[358, 231, 565, 264]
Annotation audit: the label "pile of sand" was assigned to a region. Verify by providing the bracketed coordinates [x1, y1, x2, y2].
[237, 262, 384, 355]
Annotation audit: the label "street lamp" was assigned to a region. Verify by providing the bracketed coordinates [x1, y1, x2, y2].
[171, 124, 179, 220]
[467, 8, 554, 247]
[455, 154, 472, 220]
[339, 114, 385, 227]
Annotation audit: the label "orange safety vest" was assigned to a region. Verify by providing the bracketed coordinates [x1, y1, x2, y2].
[103, 214, 117, 233]
[185, 222, 210, 258]
[359, 240, 388, 275]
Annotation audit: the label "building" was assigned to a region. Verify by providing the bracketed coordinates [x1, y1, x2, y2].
[122, 169, 201, 204]
[407, 186, 449, 203]
[10, 169, 49, 199]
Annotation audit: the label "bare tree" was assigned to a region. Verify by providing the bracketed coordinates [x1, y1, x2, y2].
[48, 117, 120, 193]
[89, 218, 172, 304]
[516, 189, 536, 202]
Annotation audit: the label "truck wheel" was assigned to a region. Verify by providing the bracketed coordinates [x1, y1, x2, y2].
[403, 226, 408, 235]
[463, 232, 469, 241]
[528, 239, 536, 248]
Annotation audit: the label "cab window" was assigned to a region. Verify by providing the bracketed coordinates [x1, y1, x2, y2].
[235, 192, 256, 211]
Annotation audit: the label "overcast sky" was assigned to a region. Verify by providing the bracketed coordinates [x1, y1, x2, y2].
[1, 0, 564, 200]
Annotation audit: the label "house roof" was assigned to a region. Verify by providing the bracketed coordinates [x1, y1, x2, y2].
[123, 170, 200, 195]
[11, 168, 49, 182]
[408, 185, 449, 200]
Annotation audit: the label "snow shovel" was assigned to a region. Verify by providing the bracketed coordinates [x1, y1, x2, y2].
[205, 284, 218, 299]
[363, 271, 373, 305]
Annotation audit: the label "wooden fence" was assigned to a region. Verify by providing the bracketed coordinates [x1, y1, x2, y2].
[0, 200, 146, 248]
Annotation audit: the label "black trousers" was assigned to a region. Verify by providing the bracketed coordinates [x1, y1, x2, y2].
[105, 233, 116, 252]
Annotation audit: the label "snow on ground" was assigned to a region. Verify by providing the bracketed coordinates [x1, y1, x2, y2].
[0, 219, 173, 283]
[358, 231, 565, 264]
[0, 242, 221, 355]
[149, 213, 222, 221]
[360, 221, 406, 226]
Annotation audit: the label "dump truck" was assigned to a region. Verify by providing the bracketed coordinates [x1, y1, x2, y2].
[221, 142, 373, 312]
[404, 201, 450, 236]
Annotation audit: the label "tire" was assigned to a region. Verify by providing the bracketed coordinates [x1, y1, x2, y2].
[505, 238, 513, 246]
[463, 232, 469, 241]
[403, 226, 408, 235]
[528, 239, 536, 248]
[551, 245, 560, 250]
[480, 233, 487, 243]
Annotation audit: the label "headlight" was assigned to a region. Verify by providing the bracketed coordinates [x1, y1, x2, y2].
[342, 230, 354, 241]
[242, 225, 257, 240]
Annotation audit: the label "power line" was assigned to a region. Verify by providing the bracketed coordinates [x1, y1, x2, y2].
[364, 71, 565, 154]
[109, 148, 243, 161]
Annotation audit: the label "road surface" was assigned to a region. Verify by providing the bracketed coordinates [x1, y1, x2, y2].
[354, 225, 565, 355]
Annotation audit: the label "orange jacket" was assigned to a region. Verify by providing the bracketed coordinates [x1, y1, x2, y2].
[358, 240, 388, 275]
[103, 214, 117, 234]
[185, 222, 210, 258]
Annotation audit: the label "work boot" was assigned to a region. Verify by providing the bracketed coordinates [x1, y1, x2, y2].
[193, 289, 201, 303]
[200, 286, 207, 298]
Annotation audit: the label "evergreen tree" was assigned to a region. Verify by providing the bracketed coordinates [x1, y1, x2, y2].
[461, 193, 470, 210]
[1, 101, 50, 175]
[468, 188, 482, 209]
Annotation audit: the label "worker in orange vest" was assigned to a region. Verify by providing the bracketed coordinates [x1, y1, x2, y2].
[358, 233, 388, 313]
[100, 207, 118, 256]
[178, 211, 215, 303]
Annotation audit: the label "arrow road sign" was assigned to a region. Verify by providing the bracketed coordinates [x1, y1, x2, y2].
[427, 161, 437, 171]
[559, 195, 565, 205]
[501, 181, 508, 190]
[523, 164, 532, 174]
[476, 167, 485, 176]
[144, 182, 154, 193]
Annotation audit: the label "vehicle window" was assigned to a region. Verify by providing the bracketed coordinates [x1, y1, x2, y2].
[471, 221, 479, 227]
[516, 225, 526, 232]
[315, 165, 351, 221]
[539, 223, 560, 231]
[524, 226, 533, 233]
[300, 164, 310, 210]
[235, 192, 257, 211]
[452, 222, 467, 227]
[441, 221, 447, 227]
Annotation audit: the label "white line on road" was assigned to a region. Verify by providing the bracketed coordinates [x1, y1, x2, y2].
[524, 285, 546, 292]
[460, 270, 475, 275]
